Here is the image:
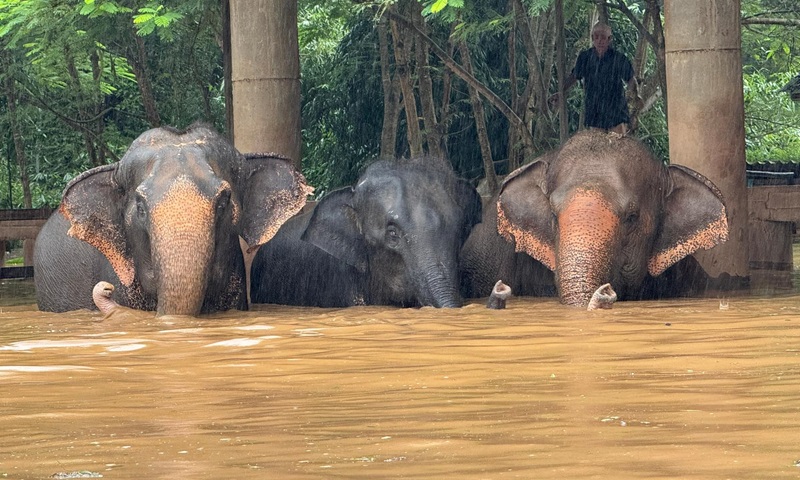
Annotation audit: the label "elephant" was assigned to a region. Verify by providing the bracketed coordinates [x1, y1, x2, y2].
[463, 129, 729, 308]
[250, 157, 483, 308]
[460, 190, 557, 300]
[34, 123, 311, 316]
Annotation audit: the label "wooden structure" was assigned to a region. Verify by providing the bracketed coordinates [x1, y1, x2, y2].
[229, 0, 301, 168]
[0, 207, 52, 279]
[748, 185, 800, 291]
[664, 0, 749, 284]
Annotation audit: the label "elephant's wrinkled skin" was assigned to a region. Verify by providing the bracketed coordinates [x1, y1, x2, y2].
[470, 129, 729, 308]
[34, 123, 311, 316]
[251, 158, 482, 308]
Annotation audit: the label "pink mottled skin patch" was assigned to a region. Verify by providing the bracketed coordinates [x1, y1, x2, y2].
[556, 189, 619, 307]
[61, 204, 136, 287]
[497, 200, 556, 270]
[150, 176, 215, 316]
[248, 174, 313, 252]
[649, 211, 729, 276]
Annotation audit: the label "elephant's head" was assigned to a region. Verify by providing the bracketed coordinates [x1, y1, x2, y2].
[497, 130, 728, 307]
[302, 158, 482, 308]
[59, 123, 311, 316]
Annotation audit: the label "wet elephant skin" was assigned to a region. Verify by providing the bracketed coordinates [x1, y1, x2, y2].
[34, 123, 311, 316]
[467, 129, 728, 307]
[250, 158, 482, 308]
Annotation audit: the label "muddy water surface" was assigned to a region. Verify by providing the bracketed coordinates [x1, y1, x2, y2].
[1, 280, 800, 479]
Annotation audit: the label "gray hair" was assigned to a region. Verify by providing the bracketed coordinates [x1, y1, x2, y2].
[592, 22, 612, 35]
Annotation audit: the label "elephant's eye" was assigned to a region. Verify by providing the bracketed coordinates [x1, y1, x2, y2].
[385, 224, 401, 248]
[624, 211, 639, 226]
[135, 197, 147, 220]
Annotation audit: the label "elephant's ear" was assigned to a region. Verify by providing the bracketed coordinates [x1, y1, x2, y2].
[648, 165, 729, 276]
[301, 187, 368, 273]
[237, 154, 314, 252]
[59, 163, 136, 287]
[496, 159, 557, 271]
[455, 178, 483, 243]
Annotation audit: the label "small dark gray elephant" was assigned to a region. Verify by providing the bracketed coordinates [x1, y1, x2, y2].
[34, 123, 311, 316]
[250, 158, 482, 308]
[461, 129, 729, 307]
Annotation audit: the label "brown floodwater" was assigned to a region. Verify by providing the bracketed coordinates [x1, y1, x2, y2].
[1, 279, 800, 479]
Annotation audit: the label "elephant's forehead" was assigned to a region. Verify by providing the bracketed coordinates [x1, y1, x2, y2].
[548, 161, 666, 209]
[355, 175, 456, 228]
[125, 145, 225, 195]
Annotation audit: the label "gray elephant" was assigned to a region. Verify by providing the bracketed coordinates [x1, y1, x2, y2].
[460, 192, 557, 299]
[250, 158, 482, 308]
[34, 123, 311, 316]
[462, 129, 729, 307]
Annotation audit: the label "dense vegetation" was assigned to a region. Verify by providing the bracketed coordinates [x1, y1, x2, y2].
[1, 0, 798, 208]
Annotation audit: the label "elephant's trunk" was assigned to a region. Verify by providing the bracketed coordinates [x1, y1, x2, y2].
[556, 189, 619, 307]
[150, 179, 216, 316]
[415, 251, 463, 308]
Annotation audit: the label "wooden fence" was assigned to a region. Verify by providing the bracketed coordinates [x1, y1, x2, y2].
[0, 207, 53, 279]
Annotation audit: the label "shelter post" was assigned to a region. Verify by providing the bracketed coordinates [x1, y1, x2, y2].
[664, 0, 749, 285]
[229, 0, 301, 168]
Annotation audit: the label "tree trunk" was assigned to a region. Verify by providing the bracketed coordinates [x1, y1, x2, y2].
[507, 0, 520, 172]
[129, 35, 161, 127]
[412, 3, 445, 160]
[389, 3, 423, 158]
[594, 0, 609, 24]
[388, 10, 534, 156]
[460, 40, 498, 196]
[514, 1, 556, 150]
[378, 15, 399, 159]
[1, 51, 32, 208]
[613, 0, 668, 122]
[90, 50, 107, 166]
[437, 22, 457, 152]
[555, 0, 568, 142]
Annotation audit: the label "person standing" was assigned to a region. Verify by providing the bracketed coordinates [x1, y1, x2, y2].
[551, 22, 640, 135]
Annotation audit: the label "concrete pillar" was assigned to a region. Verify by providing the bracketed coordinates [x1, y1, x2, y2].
[664, 0, 749, 282]
[229, 0, 301, 167]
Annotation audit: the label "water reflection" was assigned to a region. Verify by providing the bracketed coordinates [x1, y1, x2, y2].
[1, 280, 800, 478]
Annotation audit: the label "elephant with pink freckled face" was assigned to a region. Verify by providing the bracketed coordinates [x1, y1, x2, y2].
[461, 129, 729, 308]
[34, 123, 311, 316]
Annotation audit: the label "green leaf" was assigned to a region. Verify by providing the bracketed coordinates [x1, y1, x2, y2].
[136, 22, 155, 35]
[133, 13, 154, 24]
[79, 3, 97, 15]
[430, 0, 448, 14]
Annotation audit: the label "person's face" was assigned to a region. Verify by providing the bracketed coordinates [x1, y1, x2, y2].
[592, 28, 612, 55]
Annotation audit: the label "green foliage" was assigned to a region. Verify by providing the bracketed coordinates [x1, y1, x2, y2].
[743, 70, 800, 163]
[79, 0, 132, 18]
[741, 0, 800, 163]
[0, 0, 226, 208]
[2, 0, 800, 211]
[299, 3, 382, 196]
[133, 4, 183, 38]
